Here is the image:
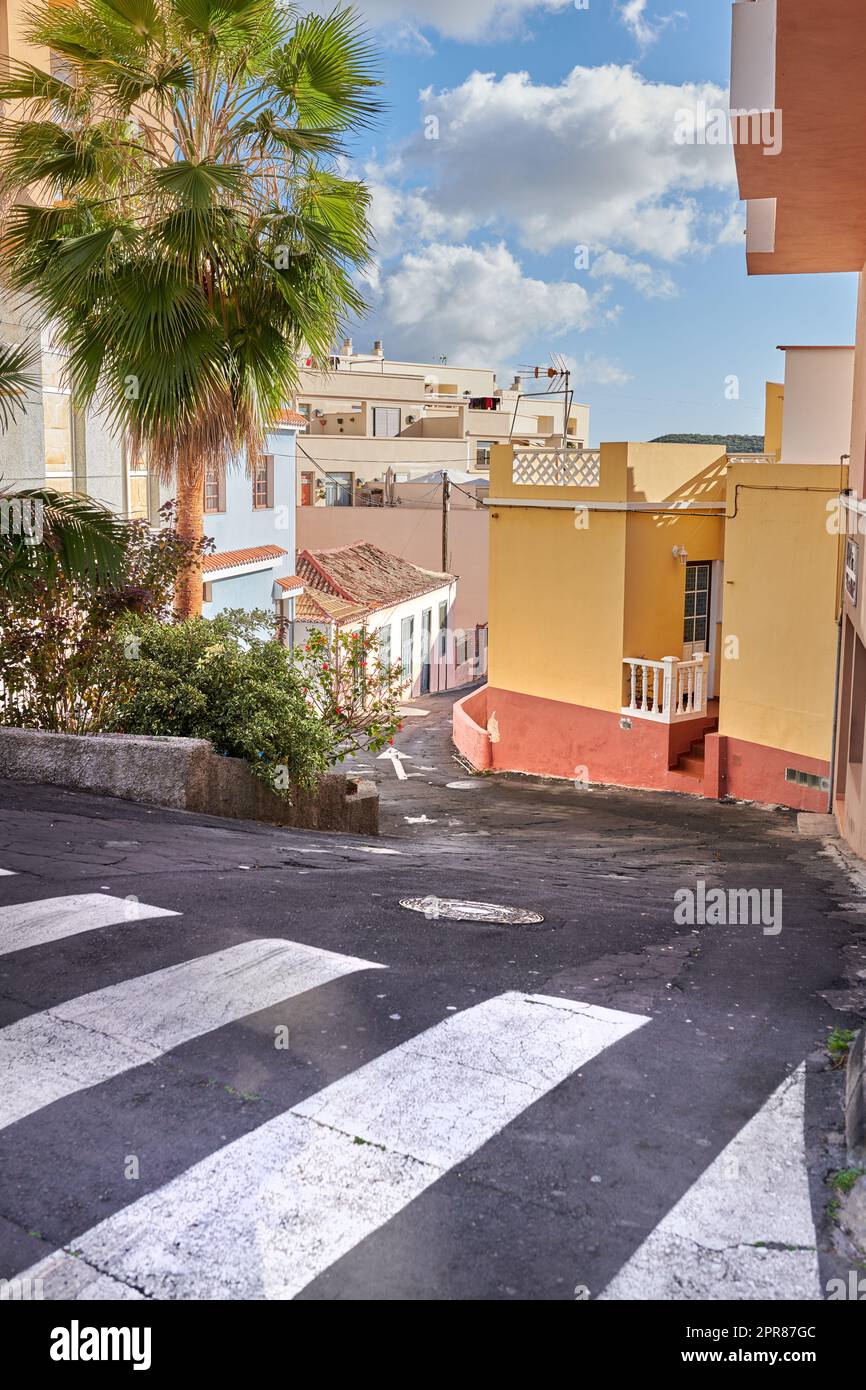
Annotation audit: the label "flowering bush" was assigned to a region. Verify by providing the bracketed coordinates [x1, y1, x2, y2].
[292, 626, 405, 760]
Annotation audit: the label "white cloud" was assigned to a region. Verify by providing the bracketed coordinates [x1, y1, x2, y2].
[590, 248, 678, 298]
[382, 66, 736, 261]
[377, 240, 594, 364]
[565, 352, 632, 387]
[712, 204, 747, 247]
[617, 1, 684, 51]
[350, 0, 573, 43]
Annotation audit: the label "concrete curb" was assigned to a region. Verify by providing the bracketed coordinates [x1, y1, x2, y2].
[0, 728, 378, 836]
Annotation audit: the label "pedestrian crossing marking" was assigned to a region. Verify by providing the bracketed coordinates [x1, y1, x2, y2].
[0, 938, 383, 1133]
[597, 1065, 820, 1301]
[0, 892, 178, 957]
[0, 868, 16, 876]
[19, 993, 649, 1299]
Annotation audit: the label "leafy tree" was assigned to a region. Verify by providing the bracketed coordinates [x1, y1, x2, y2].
[0, 0, 381, 617]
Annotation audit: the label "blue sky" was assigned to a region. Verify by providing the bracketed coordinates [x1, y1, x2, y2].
[342, 0, 856, 444]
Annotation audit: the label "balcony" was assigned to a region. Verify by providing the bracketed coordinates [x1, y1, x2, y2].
[622, 655, 710, 724]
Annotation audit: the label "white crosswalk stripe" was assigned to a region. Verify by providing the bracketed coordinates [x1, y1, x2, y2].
[0, 937, 382, 1133]
[0, 868, 17, 875]
[598, 1065, 820, 1301]
[0, 892, 179, 957]
[19, 992, 649, 1299]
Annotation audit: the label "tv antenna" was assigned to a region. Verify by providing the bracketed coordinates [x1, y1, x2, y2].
[512, 354, 573, 445]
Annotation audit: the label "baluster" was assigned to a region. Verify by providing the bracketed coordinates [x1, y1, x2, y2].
[629, 662, 637, 711]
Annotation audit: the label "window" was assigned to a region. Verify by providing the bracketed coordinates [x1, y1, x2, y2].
[297, 403, 311, 419]
[378, 623, 391, 671]
[401, 615, 414, 682]
[126, 447, 150, 520]
[204, 464, 225, 514]
[325, 472, 352, 506]
[373, 406, 401, 438]
[43, 389, 74, 492]
[476, 440, 494, 469]
[683, 562, 711, 646]
[252, 455, 274, 509]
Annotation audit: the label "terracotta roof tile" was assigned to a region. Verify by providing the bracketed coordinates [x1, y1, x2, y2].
[274, 573, 305, 591]
[297, 542, 455, 619]
[203, 545, 287, 573]
[276, 409, 310, 429]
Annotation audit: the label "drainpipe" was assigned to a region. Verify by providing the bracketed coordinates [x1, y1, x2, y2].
[828, 609, 843, 815]
[827, 462, 851, 814]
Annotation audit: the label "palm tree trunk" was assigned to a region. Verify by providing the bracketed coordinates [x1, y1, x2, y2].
[174, 464, 205, 620]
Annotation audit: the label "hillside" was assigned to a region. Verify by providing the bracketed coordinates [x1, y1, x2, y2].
[649, 434, 765, 451]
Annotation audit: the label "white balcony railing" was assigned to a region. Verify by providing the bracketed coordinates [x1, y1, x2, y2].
[622, 654, 710, 724]
[512, 448, 601, 488]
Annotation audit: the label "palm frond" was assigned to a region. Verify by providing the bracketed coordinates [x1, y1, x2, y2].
[0, 340, 40, 431]
[0, 486, 130, 594]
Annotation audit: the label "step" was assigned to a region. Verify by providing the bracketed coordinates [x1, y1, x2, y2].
[677, 754, 706, 777]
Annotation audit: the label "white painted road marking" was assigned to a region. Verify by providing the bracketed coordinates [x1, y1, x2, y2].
[378, 748, 409, 779]
[598, 1065, 820, 1301]
[0, 938, 382, 1133]
[0, 893, 179, 958]
[0, 868, 17, 876]
[21, 993, 648, 1299]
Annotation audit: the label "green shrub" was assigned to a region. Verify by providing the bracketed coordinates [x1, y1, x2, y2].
[116, 612, 331, 793]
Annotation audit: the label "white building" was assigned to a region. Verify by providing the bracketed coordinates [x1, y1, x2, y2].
[280, 541, 482, 695]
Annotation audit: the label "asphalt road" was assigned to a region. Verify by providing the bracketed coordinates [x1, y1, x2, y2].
[0, 690, 864, 1301]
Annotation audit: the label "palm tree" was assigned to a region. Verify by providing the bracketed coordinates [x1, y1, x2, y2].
[0, 484, 129, 595]
[0, 0, 380, 617]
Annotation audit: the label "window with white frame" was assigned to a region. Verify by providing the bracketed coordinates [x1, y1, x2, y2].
[42, 352, 74, 492]
[476, 440, 494, 469]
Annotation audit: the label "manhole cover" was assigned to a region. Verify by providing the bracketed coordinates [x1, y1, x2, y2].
[399, 896, 543, 925]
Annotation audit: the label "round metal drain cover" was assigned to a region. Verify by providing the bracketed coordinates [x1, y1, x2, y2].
[399, 896, 543, 925]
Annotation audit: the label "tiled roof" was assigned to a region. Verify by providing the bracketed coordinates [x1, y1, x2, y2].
[203, 545, 287, 573]
[274, 573, 305, 591]
[297, 542, 454, 621]
[296, 590, 368, 624]
[276, 409, 310, 429]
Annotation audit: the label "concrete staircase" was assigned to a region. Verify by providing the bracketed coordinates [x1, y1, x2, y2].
[672, 718, 719, 786]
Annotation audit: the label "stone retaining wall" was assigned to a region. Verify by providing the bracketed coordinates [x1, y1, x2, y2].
[0, 728, 378, 835]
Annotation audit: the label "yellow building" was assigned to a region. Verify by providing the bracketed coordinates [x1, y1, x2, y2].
[453, 427, 844, 811]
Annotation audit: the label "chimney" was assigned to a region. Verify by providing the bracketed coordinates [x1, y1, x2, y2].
[511, 375, 521, 392]
[373, 339, 384, 357]
[341, 336, 353, 357]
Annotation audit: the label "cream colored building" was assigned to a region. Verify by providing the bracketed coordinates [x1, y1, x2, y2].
[291, 338, 590, 507]
[0, 2, 158, 520]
